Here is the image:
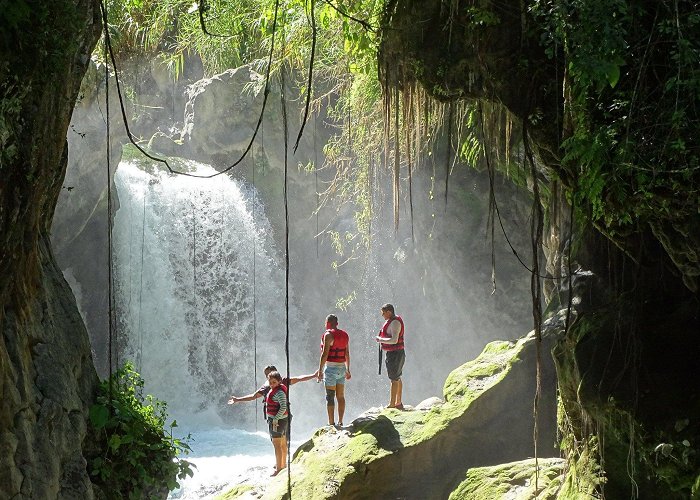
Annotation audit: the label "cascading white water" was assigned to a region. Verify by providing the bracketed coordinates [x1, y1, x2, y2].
[113, 159, 318, 497]
[113, 159, 304, 428]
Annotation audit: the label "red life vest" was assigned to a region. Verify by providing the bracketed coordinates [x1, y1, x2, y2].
[261, 377, 291, 417]
[379, 315, 404, 351]
[320, 328, 349, 363]
[265, 384, 288, 417]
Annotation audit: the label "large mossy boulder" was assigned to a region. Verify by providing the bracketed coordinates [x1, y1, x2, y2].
[449, 458, 567, 500]
[220, 329, 559, 499]
[449, 455, 601, 499]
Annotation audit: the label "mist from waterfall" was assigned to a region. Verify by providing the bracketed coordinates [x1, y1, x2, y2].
[113, 159, 309, 430]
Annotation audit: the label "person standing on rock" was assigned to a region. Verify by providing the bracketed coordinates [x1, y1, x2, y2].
[375, 303, 405, 409]
[317, 314, 351, 427]
[227, 365, 316, 473]
[264, 371, 289, 475]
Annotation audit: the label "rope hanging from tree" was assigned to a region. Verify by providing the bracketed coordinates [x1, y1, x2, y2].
[252, 127, 259, 430]
[137, 185, 147, 372]
[100, 0, 116, 399]
[192, 195, 198, 333]
[279, 25, 293, 496]
[314, 114, 319, 258]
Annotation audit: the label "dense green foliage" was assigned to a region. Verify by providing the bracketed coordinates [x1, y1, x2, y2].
[616, 412, 700, 497]
[88, 363, 193, 499]
[102, 0, 381, 78]
[532, 0, 699, 237]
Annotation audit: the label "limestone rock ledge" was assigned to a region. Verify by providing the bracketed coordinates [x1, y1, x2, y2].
[219, 331, 558, 499]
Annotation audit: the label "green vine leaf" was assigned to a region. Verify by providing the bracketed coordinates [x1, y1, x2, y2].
[89, 404, 110, 429]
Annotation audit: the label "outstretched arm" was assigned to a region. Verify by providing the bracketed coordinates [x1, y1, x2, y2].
[227, 391, 263, 405]
[289, 372, 318, 385]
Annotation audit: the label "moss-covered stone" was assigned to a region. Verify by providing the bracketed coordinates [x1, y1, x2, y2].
[556, 439, 604, 499]
[449, 444, 601, 499]
[219, 331, 558, 499]
[216, 483, 254, 499]
[449, 458, 567, 500]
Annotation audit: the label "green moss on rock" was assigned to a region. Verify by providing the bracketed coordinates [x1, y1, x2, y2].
[449, 458, 567, 500]
[556, 440, 603, 500]
[216, 483, 254, 499]
[220, 332, 558, 499]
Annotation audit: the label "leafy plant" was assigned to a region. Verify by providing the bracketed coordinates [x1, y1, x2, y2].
[531, 0, 700, 242]
[643, 419, 699, 497]
[88, 363, 194, 499]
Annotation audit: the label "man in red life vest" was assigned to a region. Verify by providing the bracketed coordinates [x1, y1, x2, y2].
[317, 314, 351, 426]
[375, 303, 405, 409]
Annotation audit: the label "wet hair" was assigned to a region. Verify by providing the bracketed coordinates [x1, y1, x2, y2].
[264, 365, 277, 375]
[325, 314, 338, 326]
[268, 371, 282, 382]
[381, 303, 395, 314]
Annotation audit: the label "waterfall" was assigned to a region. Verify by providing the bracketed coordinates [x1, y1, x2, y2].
[113, 159, 302, 428]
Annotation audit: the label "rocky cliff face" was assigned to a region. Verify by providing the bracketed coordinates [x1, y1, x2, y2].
[1, 237, 98, 499]
[0, 0, 102, 497]
[379, 1, 700, 497]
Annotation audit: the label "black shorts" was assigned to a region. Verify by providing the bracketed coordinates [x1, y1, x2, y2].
[268, 417, 288, 438]
[385, 349, 405, 381]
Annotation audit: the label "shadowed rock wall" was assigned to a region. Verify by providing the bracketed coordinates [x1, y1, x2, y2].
[0, 0, 102, 497]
